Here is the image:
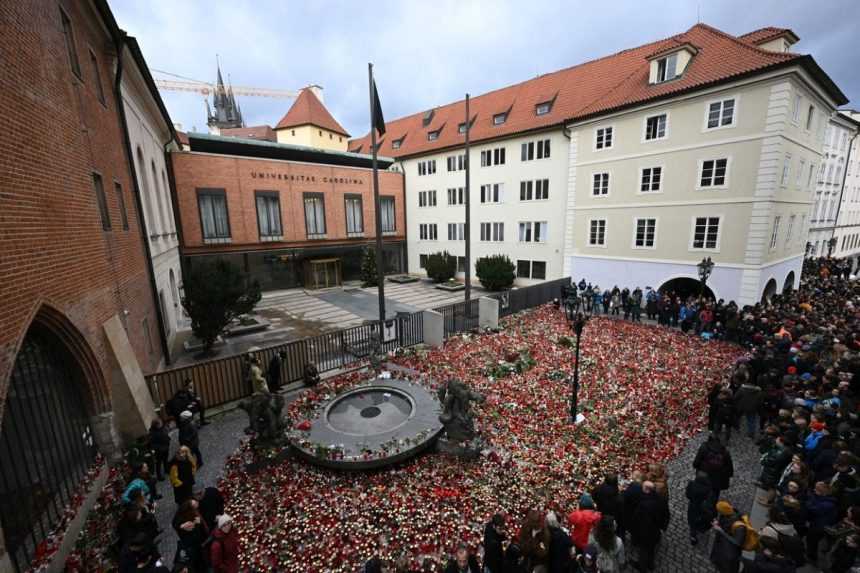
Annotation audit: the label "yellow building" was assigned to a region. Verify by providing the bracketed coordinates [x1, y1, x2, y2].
[274, 87, 350, 151]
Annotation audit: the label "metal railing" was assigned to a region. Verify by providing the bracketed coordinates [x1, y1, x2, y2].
[146, 278, 569, 411]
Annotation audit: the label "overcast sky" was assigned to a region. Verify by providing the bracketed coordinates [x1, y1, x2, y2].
[111, 0, 860, 138]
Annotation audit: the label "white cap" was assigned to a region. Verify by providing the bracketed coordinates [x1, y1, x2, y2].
[179, 410, 193, 420]
[217, 514, 232, 528]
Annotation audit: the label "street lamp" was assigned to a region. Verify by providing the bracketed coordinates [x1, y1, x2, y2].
[697, 256, 714, 298]
[568, 311, 588, 424]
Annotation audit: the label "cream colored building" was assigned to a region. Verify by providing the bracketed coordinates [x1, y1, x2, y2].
[274, 87, 350, 151]
[807, 111, 860, 262]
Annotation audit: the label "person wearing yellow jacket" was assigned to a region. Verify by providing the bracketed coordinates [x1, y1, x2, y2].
[168, 445, 197, 505]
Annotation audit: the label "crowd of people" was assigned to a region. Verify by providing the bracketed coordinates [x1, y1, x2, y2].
[362, 257, 859, 573]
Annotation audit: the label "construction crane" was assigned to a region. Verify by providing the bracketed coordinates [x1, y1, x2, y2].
[151, 68, 323, 101]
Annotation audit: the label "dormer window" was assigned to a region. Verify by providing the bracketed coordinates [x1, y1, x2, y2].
[535, 101, 552, 116]
[656, 53, 678, 83]
[493, 113, 507, 126]
[458, 123, 467, 134]
[428, 130, 440, 141]
[422, 109, 435, 127]
[392, 138, 403, 150]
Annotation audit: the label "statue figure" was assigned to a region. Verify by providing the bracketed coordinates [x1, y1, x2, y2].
[239, 389, 287, 443]
[437, 379, 485, 443]
[303, 362, 320, 387]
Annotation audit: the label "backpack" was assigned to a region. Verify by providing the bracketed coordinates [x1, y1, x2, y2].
[702, 449, 725, 474]
[731, 515, 760, 551]
[774, 528, 806, 566]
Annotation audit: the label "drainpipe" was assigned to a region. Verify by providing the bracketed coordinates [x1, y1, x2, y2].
[830, 130, 858, 253]
[111, 34, 172, 367]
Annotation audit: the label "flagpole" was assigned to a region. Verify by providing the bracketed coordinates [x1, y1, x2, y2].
[464, 93, 471, 302]
[368, 63, 386, 339]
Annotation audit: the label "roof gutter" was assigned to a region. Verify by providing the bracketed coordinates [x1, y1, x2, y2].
[104, 20, 173, 367]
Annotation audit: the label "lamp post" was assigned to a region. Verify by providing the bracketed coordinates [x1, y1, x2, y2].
[697, 256, 714, 298]
[568, 311, 588, 423]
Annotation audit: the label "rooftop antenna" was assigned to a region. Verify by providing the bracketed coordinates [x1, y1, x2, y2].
[697, 3, 701, 23]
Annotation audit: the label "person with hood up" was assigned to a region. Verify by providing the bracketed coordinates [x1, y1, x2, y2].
[710, 501, 746, 573]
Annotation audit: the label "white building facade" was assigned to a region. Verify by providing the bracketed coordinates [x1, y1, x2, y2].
[807, 112, 860, 263]
[121, 41, 183, 363]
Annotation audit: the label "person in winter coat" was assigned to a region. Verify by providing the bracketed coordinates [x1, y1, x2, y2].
[168, 446, 197, 505]
[178, 411, 204, 468]
[758, 436, 793, 505]
[829, 532, 860, 573]
[199, 486, 226, 532]
[587, 516, 625, 572]
[739, 536, 796, 573]
[710, 501, 746, 573]
[707, 383, 723, 432]
[685, 471, 715, 545]
[172, 499, 209, 573]
[777, 457, 811, 494]
[210, 514, 241, 573]
[591, 474, 623, 537]
[805, 481, 840, 562]
[518, 509, 550, 572]
[148, 419, 171, 481]
[733, 381, 763, 438]
[482, 514, 507, 573]
[266, 350, 287, 394]
[694, 433, 735, 500]
[775, 480, 809, 538]
[628, 482, 669, 572]
[545, 511, 573, 573]
[714, 391, 738, 444]
[567, 494, 601, 552]
[621, 471, 644, 539]
[502, 541, 528, 573]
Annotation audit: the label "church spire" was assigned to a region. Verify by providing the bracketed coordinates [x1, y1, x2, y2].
[207, 58, 244, 132]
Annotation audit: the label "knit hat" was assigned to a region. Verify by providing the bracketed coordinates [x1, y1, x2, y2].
[580, 493, 595, 510]
[716, 501, 735, 516]
[810, 421, 826, 432]
[179, 410, 193, 420]
[217, 514, 232, 528]
[801, 373, 813, 381]
[787, 366, 797, 375]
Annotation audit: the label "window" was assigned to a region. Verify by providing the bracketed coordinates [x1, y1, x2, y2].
[493, 112, 507, 125]
[345, 195, 364, 235]
[645, 114, 667, 140]
[115, 182, 128, 230]
[447, 223, 465, 241]
[691, 217, 720, 250]
[255, 192, 283, 240]
[518, 221, 548, 243]
[418, 190, 437, 207]
[806, 105, 815, 131]
[520, 139, 550, 161]
[91, 173, 110, 230]
[419, 254, 428, 268]
[303, 193, 326, 237]
[447, 187, 465, 205]
[89, 50, 105, 105]
[535, 101, 552, 115]
[699, 158, 728, 188]
[428, 130, 440, 141]
[380, 197, 395, 233]
[480, 222, 504, 242]
[480, 183, 503, 204]
[640, 167, 662, 192]
[592, 173, 610, 196]
[595, 127, 613, 150]
[792, 93, 802, 123]
[634, 218, 656, 248]
[588, 220, 606, 246]
[785, 215, 795, 246]
[531, 261, 546, 280]
[517, 260, 531, 278]
[655, 53, 678, 83]
[419, 223, 438, 241]
[447, 154, 466, 171]
[457, 257, 467, 273]
[770, 216, 781, 250]
[520, 179, 549, 201]
[706, 98, 735, 129]
[197, 189, 230, 243]
[481, 148, 505, 166]
[59, 7, 81, 79]
[797, 159, 806, 186]
[417, 160, 436, 176]
[781, 155, 791, 186]
[392, 138, 403, 149]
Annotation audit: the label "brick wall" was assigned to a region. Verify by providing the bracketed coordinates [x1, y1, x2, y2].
[171, 151, 406, 253]
[0, 0, 165, 427]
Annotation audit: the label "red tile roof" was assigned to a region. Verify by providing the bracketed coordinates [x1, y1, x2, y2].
[275, 88, 350, 137]
[738, 27, 799, 46]
[221, 125, 276, 141]
[349, 23, 842, 158]
[176, 130, 189, 146]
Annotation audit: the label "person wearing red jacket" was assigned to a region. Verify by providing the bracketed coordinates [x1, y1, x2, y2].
[210, 514, 240, 573]
[567, 494, 602, 552]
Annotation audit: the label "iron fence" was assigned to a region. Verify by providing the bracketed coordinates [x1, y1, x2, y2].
[146, 278, 569, 412]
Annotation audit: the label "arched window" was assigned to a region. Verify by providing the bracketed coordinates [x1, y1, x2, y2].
[136, 147, 157, 236]
[0, 321, 97, 571]
[151, 160, 166, 235]
[161, 169, 175, 233]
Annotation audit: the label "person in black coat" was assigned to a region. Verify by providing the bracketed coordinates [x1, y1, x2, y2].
[502, 542, 528, 573]
[149, 419, 171, 481]
[592, 474, 622, 535]
[267, 351, 287, 394]
[694, 433, 734, 500]
[621, 471, 644, 541]
[444, 544, 480, 573]
[546, 511, 573, 573]
[707, 383, 723, 432]
[710, 501, 746, 573]
[198, 486, 225, 532]
[178, 411, 203, 468]
[482, 514, 507, 573]
[169, 379, 208, 425]
[685, 471, 715, 545]
[629, 482, 669, 572]
[713, 390, 737, 444]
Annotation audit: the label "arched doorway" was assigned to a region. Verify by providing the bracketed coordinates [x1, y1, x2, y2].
[782, 271, 795, 294]
[762, 278, 778, 303]
[0, 320, 98, 571]
[658, 276, 715, 301]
